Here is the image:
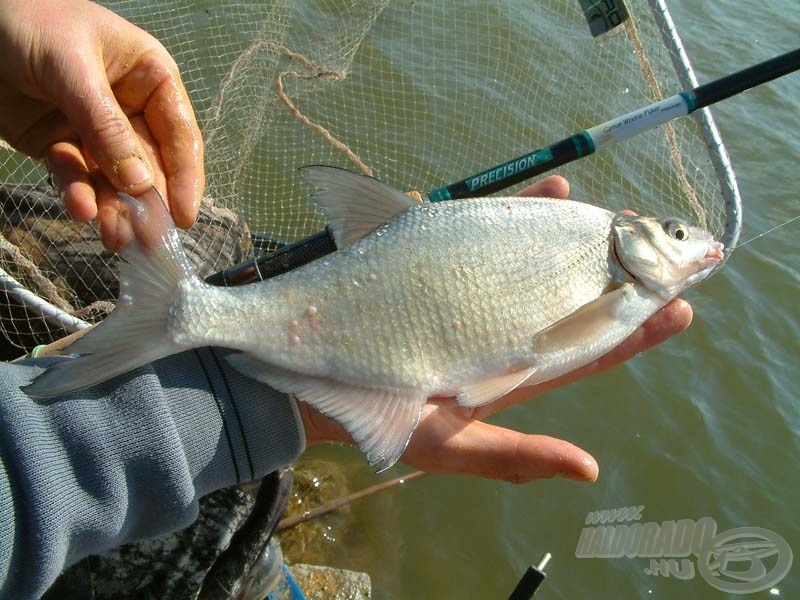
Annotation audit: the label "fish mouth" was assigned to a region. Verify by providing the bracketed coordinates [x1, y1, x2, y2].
[705, 241, 725, 262]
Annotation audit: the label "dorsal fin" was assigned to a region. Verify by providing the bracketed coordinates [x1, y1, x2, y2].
[302, 166, 418, 246]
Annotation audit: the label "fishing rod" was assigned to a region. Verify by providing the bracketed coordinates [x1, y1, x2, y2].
[205, 47, 800, 287]
[276, 470, 425, 532]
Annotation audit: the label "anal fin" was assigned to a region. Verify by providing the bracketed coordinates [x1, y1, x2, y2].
[227, 354, 426, 472]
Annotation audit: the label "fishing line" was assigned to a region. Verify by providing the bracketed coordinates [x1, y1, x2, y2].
[207, 47, 800, 287]
[732, 214, 800, 250]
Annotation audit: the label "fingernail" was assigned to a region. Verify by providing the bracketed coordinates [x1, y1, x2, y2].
[115, 156, 151, 189]
[582, 456, 600, 482]
[50, 173, 65, 199]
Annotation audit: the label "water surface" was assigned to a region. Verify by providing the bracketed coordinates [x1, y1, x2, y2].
[289, 2, 799, 598]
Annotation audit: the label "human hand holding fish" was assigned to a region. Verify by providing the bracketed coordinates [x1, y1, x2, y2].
[0, 0, 204, 251]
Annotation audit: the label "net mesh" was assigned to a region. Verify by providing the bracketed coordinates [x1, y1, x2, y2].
[0, 0, 733, 352]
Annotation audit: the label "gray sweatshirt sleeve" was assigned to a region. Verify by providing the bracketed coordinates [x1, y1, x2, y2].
[0, 347, 305, 600]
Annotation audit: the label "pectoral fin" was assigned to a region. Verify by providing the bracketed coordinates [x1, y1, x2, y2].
[227, 353, 426, 471]
[526, 283, 652, 387]
[457, 286, 637, 407]
[534, 285, 634, 354]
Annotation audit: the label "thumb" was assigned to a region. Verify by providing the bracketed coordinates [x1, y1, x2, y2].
[54, 55, 153, 195]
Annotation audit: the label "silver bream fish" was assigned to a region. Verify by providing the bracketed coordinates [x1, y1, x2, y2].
[26, 167, 724, 470]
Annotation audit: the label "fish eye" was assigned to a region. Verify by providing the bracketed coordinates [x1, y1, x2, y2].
[663, 219, 689, 241]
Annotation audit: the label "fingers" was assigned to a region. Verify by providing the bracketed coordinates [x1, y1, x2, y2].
[45, 53, 198, 250]
[550, 297, 694, 385]
[298, 398, 598, 484]
[401, 299, 693, 480]
[518, 175, 570, 199]
[95, 115, 168, 251]
[44, 141, 96, 221]
[404, 404, 598, 483]
[45, 115, 169, 251]
[114, 48, 204, 228]
[1, 0, 203, 238]
[45, 25, 202, 230]
[143, 61, 204, 228]
[94, 175, 133, 251]
[52, 55, 155, 198]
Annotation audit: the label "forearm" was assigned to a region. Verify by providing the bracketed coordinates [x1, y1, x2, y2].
[0, 347, 304, 599]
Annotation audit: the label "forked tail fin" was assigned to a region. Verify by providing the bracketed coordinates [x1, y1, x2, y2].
[24, 189, 201, 398]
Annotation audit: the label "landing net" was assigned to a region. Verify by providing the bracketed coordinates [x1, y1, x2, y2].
[0, 0, 739, 352]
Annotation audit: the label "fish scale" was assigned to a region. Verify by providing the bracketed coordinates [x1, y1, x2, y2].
[196, 198, 612, 392]
[25, 167, 724, 471]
